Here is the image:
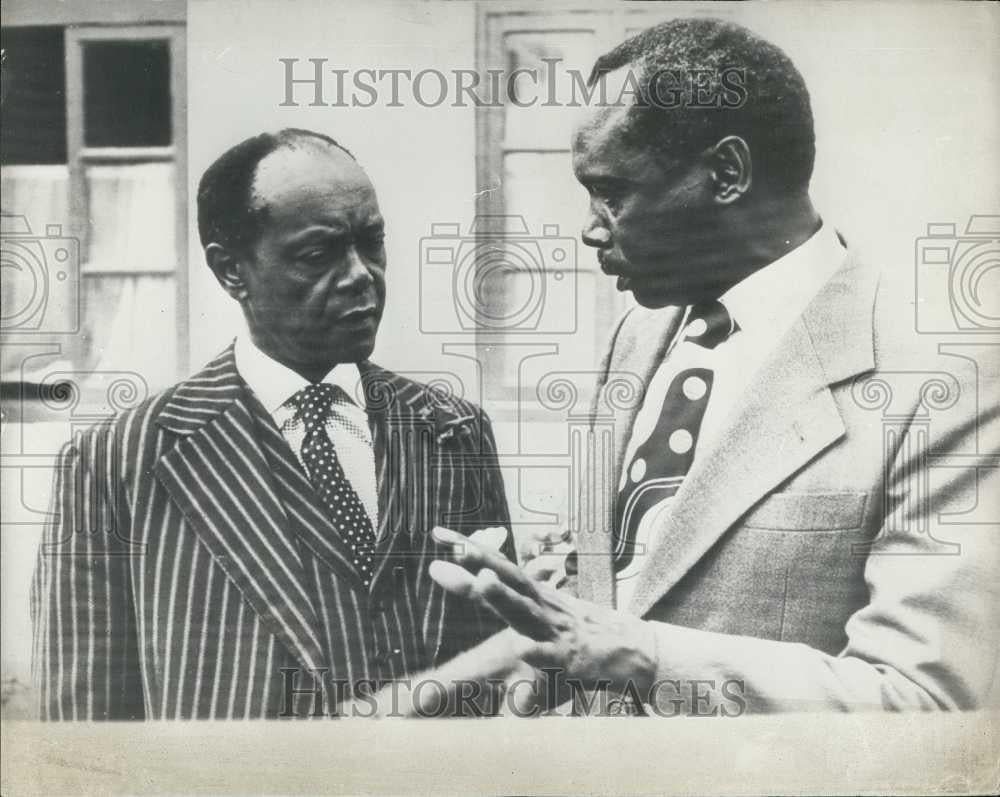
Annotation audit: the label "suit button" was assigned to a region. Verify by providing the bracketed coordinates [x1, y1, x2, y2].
[376, 648, 402, 667]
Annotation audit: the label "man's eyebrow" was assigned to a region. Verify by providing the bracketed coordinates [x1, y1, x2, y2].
[283, 220, 385, 248]
[579, 174, 633, 189]
[282, 226, 350, 247]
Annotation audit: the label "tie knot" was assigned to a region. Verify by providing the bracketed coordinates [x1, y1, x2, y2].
[294, 382, 340, 432]
[684, 300, 739, 349]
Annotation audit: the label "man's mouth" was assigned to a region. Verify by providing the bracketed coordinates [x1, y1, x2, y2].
[338, 306, 378, 326]
[597, 252, 654, 296]
[598, 251, 628, 275]
[598, 256, 634, 292]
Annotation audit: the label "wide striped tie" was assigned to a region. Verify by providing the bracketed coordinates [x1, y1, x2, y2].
[612, 300, 739, 573]
[295, 383, 378, 587]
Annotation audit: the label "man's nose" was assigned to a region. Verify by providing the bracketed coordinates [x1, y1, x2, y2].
[581, 210, 611, 249]
[339, 246, 375, 291]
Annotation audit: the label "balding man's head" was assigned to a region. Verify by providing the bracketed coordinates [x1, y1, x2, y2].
[197, 128, 357, 256]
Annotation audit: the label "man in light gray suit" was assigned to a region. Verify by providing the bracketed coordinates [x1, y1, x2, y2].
[426, 17, 999, 713]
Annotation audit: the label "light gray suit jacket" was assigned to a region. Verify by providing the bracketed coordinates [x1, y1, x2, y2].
[577, 249, 1000, 712]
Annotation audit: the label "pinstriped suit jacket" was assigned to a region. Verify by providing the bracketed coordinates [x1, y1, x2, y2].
[31, 345, 512, 719]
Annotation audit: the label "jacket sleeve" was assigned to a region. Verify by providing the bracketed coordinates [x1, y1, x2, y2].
[30, 423, 146, 720]
[429, 407, 515, 676]
[477, 409, 516, 565]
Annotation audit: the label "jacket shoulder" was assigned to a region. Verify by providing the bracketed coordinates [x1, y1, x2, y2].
[66, 383, 180, 451]
[363, 364, 491, 423]
[868, 256, 998, 381]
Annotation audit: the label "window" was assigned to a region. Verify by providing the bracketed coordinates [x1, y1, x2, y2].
[0, 27, 67, 165]
[82, 39, 172, 148]
[476, 6, 630, 409]
[1, 15, 187, 409]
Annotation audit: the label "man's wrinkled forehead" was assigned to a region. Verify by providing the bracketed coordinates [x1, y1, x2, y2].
[572, 100, 646, 176]
[250, 141, 373, 213]
[574, 99, 628, 144]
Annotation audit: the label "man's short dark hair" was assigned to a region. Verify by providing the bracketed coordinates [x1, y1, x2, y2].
[588, 17, 815, 194]
[196, 128, 355, 253]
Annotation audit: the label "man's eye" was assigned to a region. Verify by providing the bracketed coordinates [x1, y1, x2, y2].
[590, 186, 623, 213]
[299, 248, 333, 265]
[594, 195, 623, 216]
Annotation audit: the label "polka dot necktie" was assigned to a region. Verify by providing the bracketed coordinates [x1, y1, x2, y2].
[613, 300, 739, 573]
[295, 383, 377, 587]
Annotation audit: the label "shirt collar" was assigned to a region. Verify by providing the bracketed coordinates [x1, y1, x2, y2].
[719, 220, 847, 340]
[233, 335, 364, 416]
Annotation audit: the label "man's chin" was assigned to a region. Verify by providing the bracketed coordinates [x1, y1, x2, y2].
[627, 282, 677, 310]
[632, 294, 675, 310]
[297, 333, 377, 370]
[628, 278, 717, 310]
[331, 336, 376, 364]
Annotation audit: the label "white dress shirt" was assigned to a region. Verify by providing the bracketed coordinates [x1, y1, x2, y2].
[615, 222, 848, 608]
[233, 336, 379, 531]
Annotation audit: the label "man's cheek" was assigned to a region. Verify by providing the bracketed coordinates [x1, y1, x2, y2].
[288, 282, 326, 312]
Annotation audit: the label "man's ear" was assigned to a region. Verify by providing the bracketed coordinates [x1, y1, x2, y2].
[204, 243, 249, 302]
[709, 135, 752, 204]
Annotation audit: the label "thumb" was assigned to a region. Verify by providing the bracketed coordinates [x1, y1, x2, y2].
[469, 526, 509, 551]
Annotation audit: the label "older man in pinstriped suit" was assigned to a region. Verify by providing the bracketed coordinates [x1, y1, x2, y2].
[30, 129, 513, 719]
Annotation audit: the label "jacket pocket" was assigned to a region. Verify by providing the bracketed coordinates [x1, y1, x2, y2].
[741, 491, 868, 532]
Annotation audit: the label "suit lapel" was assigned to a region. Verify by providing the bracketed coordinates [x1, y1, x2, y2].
[251, 397, 366, 587]
[578, 307, 683, 606]
[625, 252, 879, 617]
[361, 364, 436, 593]
[154, 346, 326, 673]
[605, 306, 686, 484]
[626, 318, 846, 616]
[360, 364, 468, 663]
[244, 361, 432, 595]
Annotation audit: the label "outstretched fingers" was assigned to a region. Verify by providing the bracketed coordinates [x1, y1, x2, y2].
[433, 526, 540, 600]
[428, 557, 555, 642]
